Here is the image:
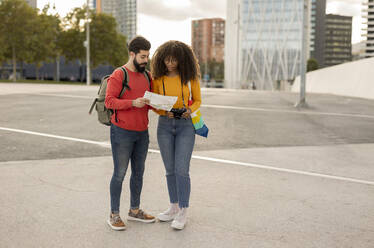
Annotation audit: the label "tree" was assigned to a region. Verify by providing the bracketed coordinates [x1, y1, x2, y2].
[0, 34, 6, 64]
[307, 58, 319, 72]
[111, 33, 128, 67]
[27, 5, 61, 79]
[200, 59, 224, 81]
[0, 0, 38, 81]
[59, 7, 86, 63]
[89, 13, 128, 68]
[59, 7, 128, 81]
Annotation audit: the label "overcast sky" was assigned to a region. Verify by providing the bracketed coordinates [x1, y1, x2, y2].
[38, 0, 365, 55]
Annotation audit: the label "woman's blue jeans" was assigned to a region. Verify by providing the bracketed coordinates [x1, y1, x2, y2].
[109, 124, 149, 214]
[157, 116, 196, 208]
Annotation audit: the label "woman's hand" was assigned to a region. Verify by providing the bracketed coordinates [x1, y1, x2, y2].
[182, 108, 192, 119]
[166, 111, 174, 119]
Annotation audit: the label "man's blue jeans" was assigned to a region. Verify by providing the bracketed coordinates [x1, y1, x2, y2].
[109, 124, 149, 214]
[157, 116, 196, 208]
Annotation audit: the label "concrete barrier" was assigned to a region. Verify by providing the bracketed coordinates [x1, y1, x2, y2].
[292, 57, 374, 99]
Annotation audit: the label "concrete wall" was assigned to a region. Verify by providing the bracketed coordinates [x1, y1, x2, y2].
[292, 57, 374, 100]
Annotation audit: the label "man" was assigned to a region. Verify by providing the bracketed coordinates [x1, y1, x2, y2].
[105, 36, 155, 231]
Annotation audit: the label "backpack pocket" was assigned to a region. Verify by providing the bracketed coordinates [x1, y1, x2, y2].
[96, 100, 112, 126]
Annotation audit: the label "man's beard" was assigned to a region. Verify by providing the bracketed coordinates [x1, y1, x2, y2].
[134, 58, 147, 73]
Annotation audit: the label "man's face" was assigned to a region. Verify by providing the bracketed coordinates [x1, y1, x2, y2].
[132, 50, 149, 73]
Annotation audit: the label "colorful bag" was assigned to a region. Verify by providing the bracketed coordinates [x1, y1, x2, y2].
[188, 82, 209, 138]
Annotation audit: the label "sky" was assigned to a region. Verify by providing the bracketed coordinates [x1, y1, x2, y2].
[37, 0, 365, 55]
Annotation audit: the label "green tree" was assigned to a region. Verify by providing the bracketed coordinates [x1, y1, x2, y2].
[89, 13, 128, 68]
[59, 7, 86, 63]
[111, 33, 128, 67]
[201, 59, 224, 81]
[27, 5, 61, 79]
[60, 7, 128, 81]
[0, 34, 6, 64]
[307, 58, 319, 72]
[0, 0, 38, 81]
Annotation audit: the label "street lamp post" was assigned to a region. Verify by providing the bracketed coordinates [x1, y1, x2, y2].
[86, 0, 91, 85]
[296, 0, 308, 108]
[236, 2, 241, 89]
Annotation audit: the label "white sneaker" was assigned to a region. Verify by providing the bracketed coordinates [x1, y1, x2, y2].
[171, 208, 187, 230]
[158, 204, 179, 222]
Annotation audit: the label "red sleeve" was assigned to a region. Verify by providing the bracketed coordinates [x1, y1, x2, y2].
[105, 68, 133, 110]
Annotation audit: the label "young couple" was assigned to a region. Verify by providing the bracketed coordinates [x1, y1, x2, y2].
[104, 36, 201, 231]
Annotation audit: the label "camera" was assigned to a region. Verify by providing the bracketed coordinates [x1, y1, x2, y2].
[170, 108, 187, 119]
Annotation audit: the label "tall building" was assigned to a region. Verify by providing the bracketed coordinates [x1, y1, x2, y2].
[89, 0, 136, 40]
[309, 0, 326, 67]
[191, 18, 225, 64]
[362, 0, 374, 57]
[225, 0, 308, 90]
[352, 41, 366, 61]
[25, 0, 37, 8]
[324, 14, 352, 67]
[0, 0, 37, 8]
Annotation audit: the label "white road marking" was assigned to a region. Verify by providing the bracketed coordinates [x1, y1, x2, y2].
[1, 126, 373, 186]
[36, 93, 92, 99]
[34, 93, 374, 120]
[0, 127, 110, 148]
[191, 155, 374, 186]
[202, 104, 374, 119]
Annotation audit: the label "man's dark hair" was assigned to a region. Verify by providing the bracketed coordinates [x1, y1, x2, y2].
[128, 36, 151, 54]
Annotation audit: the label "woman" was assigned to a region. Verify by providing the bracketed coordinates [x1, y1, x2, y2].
[151, 40, 201, 230]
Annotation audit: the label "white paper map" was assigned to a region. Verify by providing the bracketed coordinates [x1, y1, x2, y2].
[143, 91, 177, 111]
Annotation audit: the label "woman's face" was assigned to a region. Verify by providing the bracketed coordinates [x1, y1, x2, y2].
[164, 57, 178, 73]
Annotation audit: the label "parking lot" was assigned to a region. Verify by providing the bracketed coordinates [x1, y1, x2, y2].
[0, 82, 373, 248]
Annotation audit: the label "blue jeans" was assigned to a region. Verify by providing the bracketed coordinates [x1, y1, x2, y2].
[109, 124, 149, 213]
[157, 116, 196, 208]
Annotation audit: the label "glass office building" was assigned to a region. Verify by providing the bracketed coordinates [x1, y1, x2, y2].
[25, 0, 37, 8]
[225, 0, 307, 90]
[362, 0, 374, 57]
[89, 0, 137, 40]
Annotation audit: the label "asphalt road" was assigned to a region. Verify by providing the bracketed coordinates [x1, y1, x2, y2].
[1, 83, 374, 248]
[1, 84, 374, 162]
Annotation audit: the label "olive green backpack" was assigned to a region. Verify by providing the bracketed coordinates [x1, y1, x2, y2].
[89, 67, 150, 126]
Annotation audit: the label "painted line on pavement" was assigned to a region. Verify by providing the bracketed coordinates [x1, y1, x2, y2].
[202, 104, 374, 119]
[191, 155, 374, 186]
[36, 93, 92, 99]
[1, 126, 373, 186]
[34, 93, 374, 120]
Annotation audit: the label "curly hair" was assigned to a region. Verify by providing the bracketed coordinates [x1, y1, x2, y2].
[151, 40, 200, 84]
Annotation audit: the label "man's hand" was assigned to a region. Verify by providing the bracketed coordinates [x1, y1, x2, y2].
[132, 98, 150, 108]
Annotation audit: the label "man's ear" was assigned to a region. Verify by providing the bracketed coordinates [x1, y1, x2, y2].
[129, 51, 135, 59]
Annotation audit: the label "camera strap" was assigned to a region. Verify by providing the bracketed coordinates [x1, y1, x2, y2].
[162, 77, 186, 108]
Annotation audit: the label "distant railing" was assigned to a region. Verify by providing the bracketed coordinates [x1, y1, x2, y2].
[202, 81, 224, 88]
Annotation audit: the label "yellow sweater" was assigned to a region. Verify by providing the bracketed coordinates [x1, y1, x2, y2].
[151, 75, 201, 116]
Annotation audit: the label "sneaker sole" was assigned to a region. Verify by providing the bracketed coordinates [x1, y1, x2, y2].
[171, 222, 185, 230]
[157, 215, 176, 222]
[127, 216, 156, 223]
[107, 220, 126, 231]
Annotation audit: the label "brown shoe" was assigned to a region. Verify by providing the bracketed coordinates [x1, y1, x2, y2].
[128, 209, 156, 223]
[107, 213, 126, 231]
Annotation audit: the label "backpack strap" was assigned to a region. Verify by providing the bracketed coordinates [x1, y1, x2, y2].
[115, 66, 129, 123]
[143, 70, 151, 90]
[119, 67, 129, 97]
[88, 98, 97, 114]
